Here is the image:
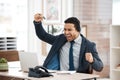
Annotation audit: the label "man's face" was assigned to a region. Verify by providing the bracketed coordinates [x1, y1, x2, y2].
[64, 23, 80, 41]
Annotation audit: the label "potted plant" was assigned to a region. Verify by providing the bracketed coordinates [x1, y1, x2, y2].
[0, 58, 8, 71]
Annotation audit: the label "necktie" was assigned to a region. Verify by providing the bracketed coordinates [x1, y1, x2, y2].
[69, 41, 75, 70]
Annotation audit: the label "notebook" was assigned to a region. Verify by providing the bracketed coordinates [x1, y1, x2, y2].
[18, 51, 41, 72]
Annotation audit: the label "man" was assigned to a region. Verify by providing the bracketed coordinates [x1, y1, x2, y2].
[33, 13, 103, 73]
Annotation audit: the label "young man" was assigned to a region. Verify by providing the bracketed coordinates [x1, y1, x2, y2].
[33, 13, 103, 73]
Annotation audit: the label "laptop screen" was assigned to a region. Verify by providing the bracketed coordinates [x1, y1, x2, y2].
[18, 51, 41, 72]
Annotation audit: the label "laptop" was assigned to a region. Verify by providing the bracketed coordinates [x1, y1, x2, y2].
[18, 51, 42, 72]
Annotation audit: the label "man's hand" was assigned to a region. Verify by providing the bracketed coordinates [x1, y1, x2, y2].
[85, 53, 94, 63]
[34, 13, 44, 22]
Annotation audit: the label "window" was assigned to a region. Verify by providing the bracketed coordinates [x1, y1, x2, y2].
[0, 0, 28, 51]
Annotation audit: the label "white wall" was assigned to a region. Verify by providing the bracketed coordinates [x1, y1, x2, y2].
[112, 0, 120, 25]
[27, 0, 42, 53]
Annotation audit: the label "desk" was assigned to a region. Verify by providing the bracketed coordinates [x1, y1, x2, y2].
[0, 61, 99, 80]
[0, 62, 99, 80]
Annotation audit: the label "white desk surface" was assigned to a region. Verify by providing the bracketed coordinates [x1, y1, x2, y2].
[0, 62, 99, 80]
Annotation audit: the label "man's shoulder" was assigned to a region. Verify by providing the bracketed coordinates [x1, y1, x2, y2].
[81, 35, 95, 46]
[58, 34, 66, 39]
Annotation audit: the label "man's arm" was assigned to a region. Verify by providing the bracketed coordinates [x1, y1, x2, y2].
[85, 41, 103, 72]
[33, 13, 57, 44]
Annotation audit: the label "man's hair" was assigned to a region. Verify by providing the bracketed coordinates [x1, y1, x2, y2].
[64, 17, 81, 32]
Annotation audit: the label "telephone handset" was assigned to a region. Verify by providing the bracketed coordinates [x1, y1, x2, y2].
[28, 66, 53, 78]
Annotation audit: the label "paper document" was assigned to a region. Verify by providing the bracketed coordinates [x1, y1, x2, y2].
[56, 71, 76, 74]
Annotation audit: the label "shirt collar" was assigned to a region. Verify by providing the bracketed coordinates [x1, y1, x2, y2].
[74, 34, 82, 44]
